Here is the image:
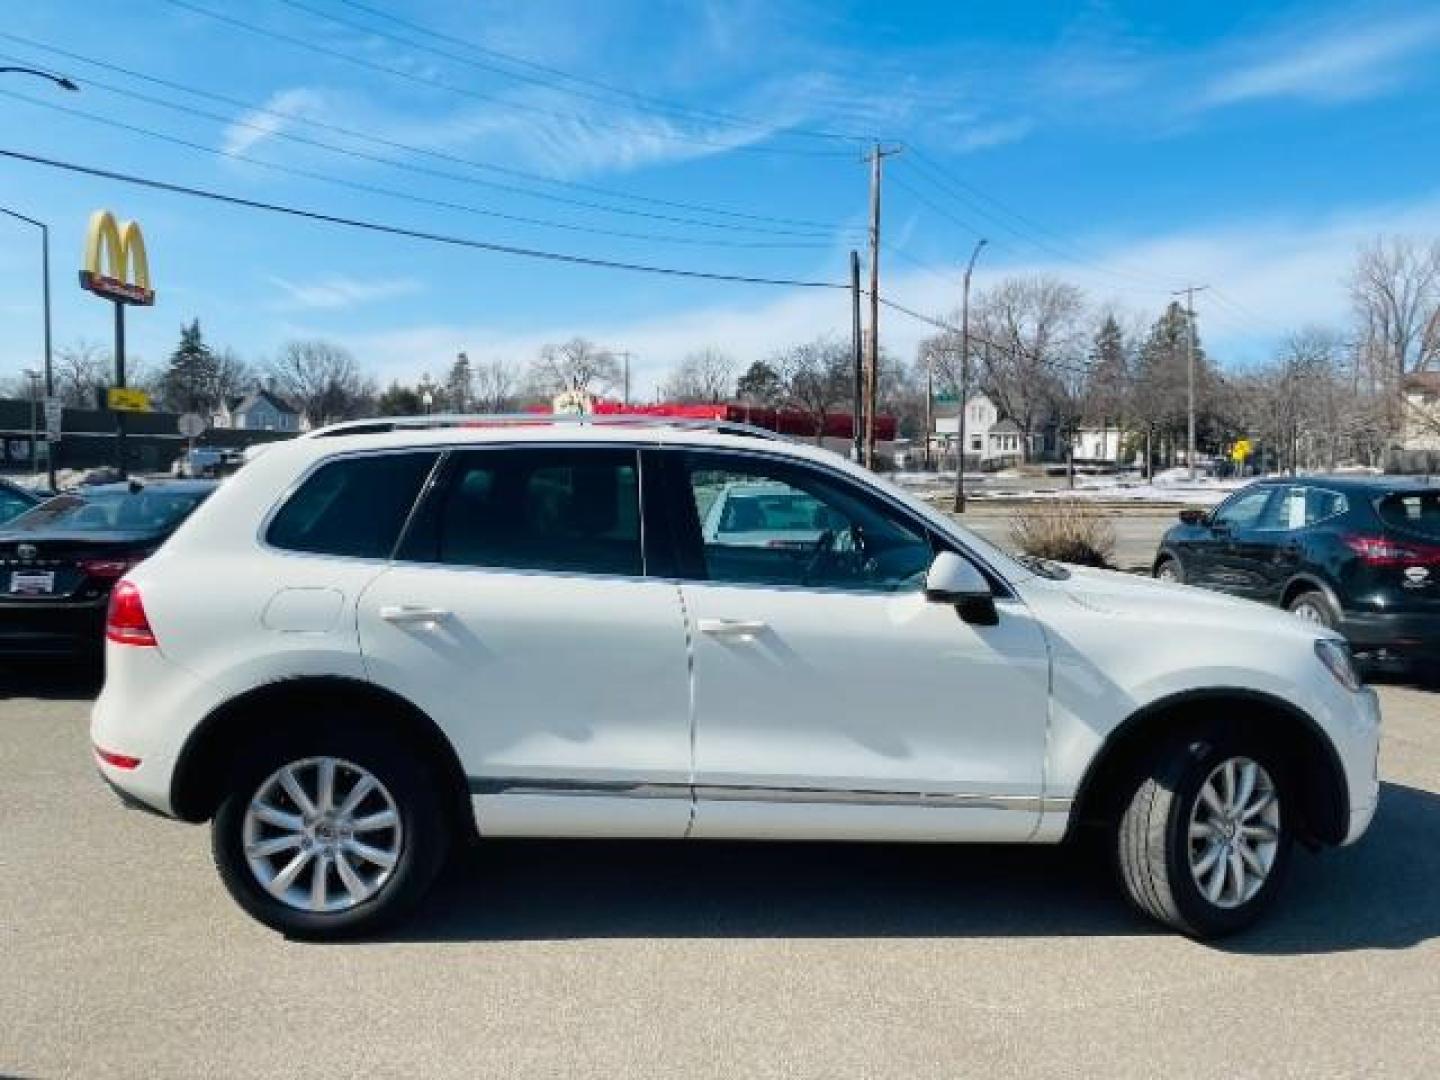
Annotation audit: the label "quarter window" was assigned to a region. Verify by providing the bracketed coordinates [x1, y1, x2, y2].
[267, 452, 439, 558]
[400, 447, 642, 576]
[680, 453, 932, 592]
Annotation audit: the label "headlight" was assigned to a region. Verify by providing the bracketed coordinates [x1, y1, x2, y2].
[1315, 638, 1363, 692]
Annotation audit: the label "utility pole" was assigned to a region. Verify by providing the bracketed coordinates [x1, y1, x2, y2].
[614, 350, 635, 406]
[850, 250, 863, 463]
[953, 238, 988, 513]
[923, 347, 934, 471]
[864, 142, 902, 469]
[1173, 285, 1208, 481]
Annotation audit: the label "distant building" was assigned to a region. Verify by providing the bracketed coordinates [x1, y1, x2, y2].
[1402, 372, 1440, 452]
[933, 393, 1026, 466]
[213, 388, 302, 433]
[1070, 426, 1126, 464]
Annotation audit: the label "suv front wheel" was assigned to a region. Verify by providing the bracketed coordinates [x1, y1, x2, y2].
[212, 726, 449, 939]
[1116, 731, 1293, 938]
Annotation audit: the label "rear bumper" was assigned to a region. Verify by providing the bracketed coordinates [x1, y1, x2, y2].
[1339, 609, 1440, 667]
[0, 598, 106, 657]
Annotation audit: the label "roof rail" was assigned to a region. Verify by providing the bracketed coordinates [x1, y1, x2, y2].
[304, 412, 791, 443]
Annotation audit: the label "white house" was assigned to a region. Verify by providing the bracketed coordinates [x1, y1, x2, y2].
[933, 393, 1026, 465]
[1070, 426, 1126, 463]
[213, 388, 302, 433]
[1402, 372, 1440, 452]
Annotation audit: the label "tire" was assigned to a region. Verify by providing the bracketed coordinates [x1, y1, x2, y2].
[212, 723, 451, 939]
[1154, 556, 1183, 584]
[1287, 589, 1338, 630]
[1115, 730, 1293, 938]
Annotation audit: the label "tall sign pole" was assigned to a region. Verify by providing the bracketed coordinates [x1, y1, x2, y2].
[864, 142, 902, 469]
[953, 238, 988, 513]
[78, 210, 155, 477]
[850, 250, 863, 463]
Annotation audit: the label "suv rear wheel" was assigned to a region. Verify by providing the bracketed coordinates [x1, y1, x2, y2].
[212, 725, 449, 939]
[1287, 589, 1337, 630]
[1154, 556, 1183, 584]
[1115, 730, 1292, 938]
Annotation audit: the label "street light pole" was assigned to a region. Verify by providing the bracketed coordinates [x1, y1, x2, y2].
[1173, 285, 1208, 481]
[2, 206, 58, 489]
[953, 238, 988, 513]
[0, 66, 79, 92]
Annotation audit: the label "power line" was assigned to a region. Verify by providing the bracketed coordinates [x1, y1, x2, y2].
[156, 0, 856, 159]
[0, 146, 849, 288]
[0, 30, 849, 232]
[0, 89, 840, 250]
[281, 0, 868, 146]
[0, 51, 857, 244]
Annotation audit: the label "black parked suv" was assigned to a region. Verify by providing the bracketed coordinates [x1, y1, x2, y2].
[1154, 476, 1440, 671]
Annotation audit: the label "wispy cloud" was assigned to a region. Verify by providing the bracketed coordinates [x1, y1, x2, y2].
[269, 275, 422, 311]
[1200, 11, 1440, 108]
[222, 88, 330, 156]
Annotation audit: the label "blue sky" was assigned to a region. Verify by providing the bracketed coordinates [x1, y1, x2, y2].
[3, 0, 1440, 395]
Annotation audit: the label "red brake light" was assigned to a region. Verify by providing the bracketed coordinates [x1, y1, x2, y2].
[1342, 534, 1440, 566]
[80, 557, 140, 580]
[106, 580, 157, 647]
[94, 745, 142, 770]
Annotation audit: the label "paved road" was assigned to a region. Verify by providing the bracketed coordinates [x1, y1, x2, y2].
[2, 677, 1438, 1079]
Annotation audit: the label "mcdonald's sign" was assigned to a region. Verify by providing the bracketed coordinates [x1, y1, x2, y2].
[78, 210, 155, 306]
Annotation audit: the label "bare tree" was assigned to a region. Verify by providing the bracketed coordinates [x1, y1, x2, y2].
[212, 347, 254, 411]
[778, 337, 849, 443]
[527, 338, 621, 400]
[52, 340, 110, 407]
[269, 340, 375, 426]
[472, 358, 521, 412]
[658, 347, 737, 404]
[1350, 236, 1440, 440]
[973, 276, 1087, 461]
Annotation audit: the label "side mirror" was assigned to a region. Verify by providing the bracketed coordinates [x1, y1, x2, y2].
[1178, 507, 1207, 526]
[925, 551, 998, 626]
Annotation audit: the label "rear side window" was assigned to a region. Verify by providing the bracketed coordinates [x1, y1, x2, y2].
[267, 452, 439, 558]
[1377, 491, 1440, 538]
[399, 447, 642, 576]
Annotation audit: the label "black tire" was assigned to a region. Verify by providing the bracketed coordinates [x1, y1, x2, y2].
[1115, 729, 1294, 938]
[1286, 588, 1338, 630]
[212, 723, 451, 939]
[1154, 556, 1184, 584]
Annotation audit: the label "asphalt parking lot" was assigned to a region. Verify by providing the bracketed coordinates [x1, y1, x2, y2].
[1, 673, 1438, 1079]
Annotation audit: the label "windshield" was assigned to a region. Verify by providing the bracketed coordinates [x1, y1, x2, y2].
[8, 489, 207, 533]
[1376, 491, 1440, 538]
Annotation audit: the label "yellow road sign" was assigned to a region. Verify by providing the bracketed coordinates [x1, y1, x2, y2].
[1231, 438, 1252, 463]
[106, 387, 151, 412]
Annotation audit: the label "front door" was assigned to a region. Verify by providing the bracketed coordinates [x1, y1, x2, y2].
[356, 445, 693, 837]
[1196, 486, 1279, 594]
[663, 449, 1051, 842]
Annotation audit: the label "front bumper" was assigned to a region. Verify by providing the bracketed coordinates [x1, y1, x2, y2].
[1339, 686, 1381, 845]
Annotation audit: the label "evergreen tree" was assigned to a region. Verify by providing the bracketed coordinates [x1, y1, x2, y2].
[377, 381, 423, 415]
[735, 360, 783, 406]
[162, 319, 218, 414]
[445, 352, 474, 412]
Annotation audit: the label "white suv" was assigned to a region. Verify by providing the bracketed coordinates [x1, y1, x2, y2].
[92, 418, 1381, 939]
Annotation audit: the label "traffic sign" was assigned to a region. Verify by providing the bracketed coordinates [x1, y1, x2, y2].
[177, 412, 207, 438]
[1230, 438, 1252, 463]
[106, 387, 151, 412]
[43, 398, 63, 442]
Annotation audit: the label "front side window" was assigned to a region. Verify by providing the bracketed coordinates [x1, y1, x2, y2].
[267, 452, 438, 558]
[1212, 487, 1274, 529]
[681, 453, 932, 592]
[400, 447, 642, 576]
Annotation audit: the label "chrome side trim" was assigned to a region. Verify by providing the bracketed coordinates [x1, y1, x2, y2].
[467, 777, 1071, 814]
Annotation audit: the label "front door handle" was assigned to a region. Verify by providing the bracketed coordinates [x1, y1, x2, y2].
[697, 618, 768, 639]
[379, 605, 451, 626]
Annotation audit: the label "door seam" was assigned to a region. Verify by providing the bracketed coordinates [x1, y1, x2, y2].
[675, 582, 698, 838]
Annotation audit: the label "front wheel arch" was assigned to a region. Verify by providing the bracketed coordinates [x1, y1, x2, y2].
[170, 676, 471, 840]
[1067, 688, 1349, 848]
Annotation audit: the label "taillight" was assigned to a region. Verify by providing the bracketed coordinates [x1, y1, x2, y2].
[106, 580, 157, 647]
[80, 557, 140, 580]
[1342, 534, 1440, 566]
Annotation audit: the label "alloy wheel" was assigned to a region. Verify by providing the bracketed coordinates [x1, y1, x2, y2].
[241, 756, 403, 914]
[1187, 757, 1281, 909]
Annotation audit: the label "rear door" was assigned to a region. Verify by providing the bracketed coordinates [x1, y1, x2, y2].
[356, 444, 694, 837]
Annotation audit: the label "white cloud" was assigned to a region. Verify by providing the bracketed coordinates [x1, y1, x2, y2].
[1201, 12, 1440, 108]
[222, 88, 330, 156]
[268, 275, 422, 311]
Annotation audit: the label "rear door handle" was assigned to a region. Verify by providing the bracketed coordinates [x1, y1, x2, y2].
[697, 618, 768, 639]
[379, 605, 451, 625]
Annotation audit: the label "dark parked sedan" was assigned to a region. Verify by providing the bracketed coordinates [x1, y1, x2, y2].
[0, 479, 216, 659]
[1153, 475, 1440, 671]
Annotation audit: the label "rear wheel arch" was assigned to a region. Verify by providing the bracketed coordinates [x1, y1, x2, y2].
[1280, 574, 1342, 614]
[169, 676, 471, 836]
[1068, 688, 1350, 847]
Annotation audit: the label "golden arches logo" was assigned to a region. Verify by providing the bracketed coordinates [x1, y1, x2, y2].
[79, 210, 155, 306]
